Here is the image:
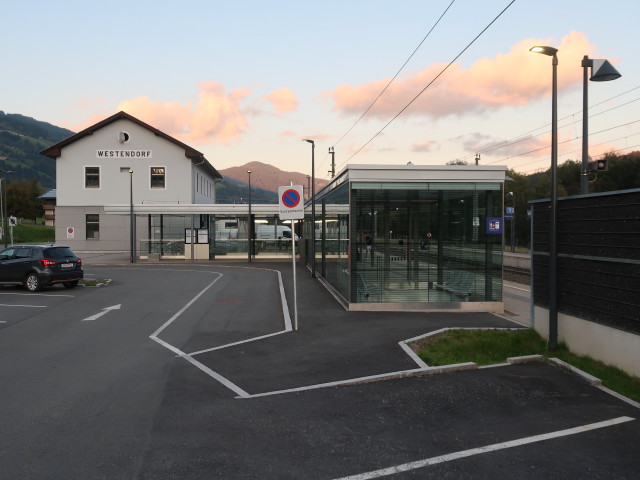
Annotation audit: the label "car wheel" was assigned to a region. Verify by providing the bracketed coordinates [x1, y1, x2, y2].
[25, 273, 42, 292]
[63, 280, 79, 289]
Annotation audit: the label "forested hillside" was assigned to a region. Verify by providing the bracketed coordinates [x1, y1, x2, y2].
[0, 111, 74, 188]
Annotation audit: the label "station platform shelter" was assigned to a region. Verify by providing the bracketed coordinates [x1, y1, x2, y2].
[301, 164, 508, 313]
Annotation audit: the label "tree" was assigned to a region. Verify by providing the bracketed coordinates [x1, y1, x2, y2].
[505, 169, 534, 250]
[557, 159, 581, 196]
[591, 152, 640, 193]
[5, 179, 44, 221]
[446, 159, 470, 165]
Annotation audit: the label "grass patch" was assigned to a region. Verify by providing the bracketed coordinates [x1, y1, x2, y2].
[415, 328, 640, 403]
[12, 224, 55, 243]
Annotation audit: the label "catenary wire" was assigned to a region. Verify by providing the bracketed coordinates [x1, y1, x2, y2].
[455, 85, 640, 164]
[331, 0, 456, 150]
[335, 0, 517, 171]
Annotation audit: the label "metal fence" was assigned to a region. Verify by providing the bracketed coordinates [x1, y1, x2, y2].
[531, 188, 640, 334]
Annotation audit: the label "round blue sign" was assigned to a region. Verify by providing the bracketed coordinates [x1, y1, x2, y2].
[281, 189, 301, 208]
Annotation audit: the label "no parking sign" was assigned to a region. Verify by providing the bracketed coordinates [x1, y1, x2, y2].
[278, 185, 304, 220]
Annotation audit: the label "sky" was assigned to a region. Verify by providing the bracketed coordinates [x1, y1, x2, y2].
[3, 0, 639, 182]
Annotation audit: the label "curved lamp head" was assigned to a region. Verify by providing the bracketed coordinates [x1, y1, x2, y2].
[302, 139, 314, 145]
[530, 45, 558, 57]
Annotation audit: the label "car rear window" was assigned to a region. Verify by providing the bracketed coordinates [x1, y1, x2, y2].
[44, 247, 76, 259]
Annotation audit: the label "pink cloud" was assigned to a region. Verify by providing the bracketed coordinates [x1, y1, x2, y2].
[264, 87, 298, 113]
[113, 81, 251, 145]
[412, 140, 437, 153]
[326, 32, 601, 120]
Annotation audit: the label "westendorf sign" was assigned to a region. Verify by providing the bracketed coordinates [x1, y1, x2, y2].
[96, 150, 152, 158]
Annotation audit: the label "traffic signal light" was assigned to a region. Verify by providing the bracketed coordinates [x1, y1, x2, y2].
[589, 159, 608, 172]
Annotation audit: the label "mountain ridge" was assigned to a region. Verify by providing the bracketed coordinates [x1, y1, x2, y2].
[0, 111, 323, 197]
[219, 161, 327, 195]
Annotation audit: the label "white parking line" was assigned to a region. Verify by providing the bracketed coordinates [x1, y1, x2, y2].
[0, 292, 75, 298]
[0, 304, 47, 308]
[504, 283, 530, 293]
[149, 272, 251, 398]
[333, 416, 635, 480]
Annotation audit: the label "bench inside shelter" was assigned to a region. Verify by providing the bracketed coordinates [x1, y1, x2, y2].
[435, 270, 475, 300]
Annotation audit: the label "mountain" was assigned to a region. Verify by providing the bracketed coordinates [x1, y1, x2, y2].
[0, 112, 327, 197]
[219, 161, 328, 195]
[0, 111, 74, 188]
[214, 175, 278, 204]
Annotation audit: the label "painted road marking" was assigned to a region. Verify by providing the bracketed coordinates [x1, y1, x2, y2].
[504, 283, 530, 293]
[149, 272, 251, 398]
[82, 304, 121, 321]
[333, 416, 635, 480]
[0, 304, 47, 308]
[0, 292, 75, 297]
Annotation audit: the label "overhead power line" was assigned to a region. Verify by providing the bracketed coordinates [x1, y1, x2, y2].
[332, 0, 456, 150]
[454, 85, 640, 164]
[336, 0, 517, 171]
[485, 119, 640, 170]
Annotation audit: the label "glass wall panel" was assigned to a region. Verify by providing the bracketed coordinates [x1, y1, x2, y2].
[319, 183, 350, 299]
[347, 182, 502, 304]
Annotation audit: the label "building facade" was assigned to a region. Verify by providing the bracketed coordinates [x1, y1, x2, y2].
[41, 112, 222, 252]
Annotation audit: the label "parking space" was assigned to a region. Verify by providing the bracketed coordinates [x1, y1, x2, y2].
[0, 262, 637, 479]
[0, 287, 79, 326]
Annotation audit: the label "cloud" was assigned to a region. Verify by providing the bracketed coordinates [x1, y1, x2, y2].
[114, 81, 251, 145]
[326, 31, 600, 121]
[411, 140, 438, 153]
[264, 87, 298, 113]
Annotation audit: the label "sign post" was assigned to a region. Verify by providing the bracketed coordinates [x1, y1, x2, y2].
[278, 185, 304, 330]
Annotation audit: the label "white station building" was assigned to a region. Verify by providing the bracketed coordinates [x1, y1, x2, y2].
[41, 111, 223, 253]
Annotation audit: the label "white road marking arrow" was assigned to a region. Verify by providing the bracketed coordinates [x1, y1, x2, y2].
[82, 304, 121, 322]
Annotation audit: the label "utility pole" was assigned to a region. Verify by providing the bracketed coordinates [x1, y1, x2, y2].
[328, 146, 335, 178]
[475, 153, 480, 165]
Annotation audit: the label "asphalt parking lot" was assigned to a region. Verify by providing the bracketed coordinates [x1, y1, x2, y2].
[0, 260, 638, 479]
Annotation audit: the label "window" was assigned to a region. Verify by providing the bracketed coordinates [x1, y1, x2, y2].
[85, 167, 100, 188]
[151, 167, 165, 188]
[15, 248, 32, 259]
[86, 214, 100, 239]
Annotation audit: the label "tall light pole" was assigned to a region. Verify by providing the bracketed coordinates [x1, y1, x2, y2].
[303, 139, 315, 277]
[508, 191, 516, 253]
[129, 169, 136, 263]
[581, 56, 621, 194]
[531, 45, 559, 350]
[0, 164, 14, 249]
[247, 169, 252, 263]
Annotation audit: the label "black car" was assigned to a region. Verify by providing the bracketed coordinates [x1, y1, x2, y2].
[0, 244, 84, 292]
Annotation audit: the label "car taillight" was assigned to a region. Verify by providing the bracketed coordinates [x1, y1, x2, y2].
[40, 259, 57, 267]
[76, 258, 82, 265]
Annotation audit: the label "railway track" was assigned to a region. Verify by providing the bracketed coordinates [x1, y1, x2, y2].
[504, 266, 530, 285]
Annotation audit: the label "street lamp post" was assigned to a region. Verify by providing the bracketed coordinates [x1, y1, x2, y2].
[508, 192, 516, 253]
[129, 169, 136, 263]
[581, 56, 621, 194]
[247, 170, 252, 263]
[530, 45, 559, 350]
[0, 165, 14, 249]
[303, 139, 315, 278]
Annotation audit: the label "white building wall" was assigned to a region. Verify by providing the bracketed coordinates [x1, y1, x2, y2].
[56, 119, 193, 207]
[54, 207, 145, 252]
[533, 306, 640, 377]
[193, 166, 216, 204]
